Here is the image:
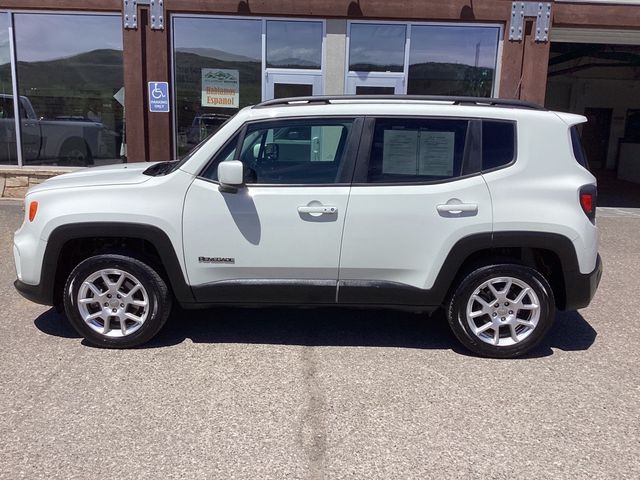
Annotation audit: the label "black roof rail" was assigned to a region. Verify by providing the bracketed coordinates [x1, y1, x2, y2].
[252, 95, 545, 111]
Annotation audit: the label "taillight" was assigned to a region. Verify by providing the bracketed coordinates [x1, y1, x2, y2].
[579, 185, 597, 223]
[28, 201, 38, 222]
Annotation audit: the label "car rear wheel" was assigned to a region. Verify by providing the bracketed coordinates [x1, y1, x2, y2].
[447, 264, 555, 358]
[63, 254, 171, 348]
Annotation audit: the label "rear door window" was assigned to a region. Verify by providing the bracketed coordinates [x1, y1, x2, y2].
[364, 117, 471, 183]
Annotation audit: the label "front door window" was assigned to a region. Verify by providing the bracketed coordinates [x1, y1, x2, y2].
[202, 118, 355, 185]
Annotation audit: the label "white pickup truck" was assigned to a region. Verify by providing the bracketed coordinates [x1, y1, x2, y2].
[0, 94, 103, 166]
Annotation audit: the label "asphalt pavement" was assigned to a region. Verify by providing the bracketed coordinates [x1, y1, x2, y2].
[1, 200, 639, 479]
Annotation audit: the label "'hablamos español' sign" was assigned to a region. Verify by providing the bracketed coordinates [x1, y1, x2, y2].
[201, 69, 239, 108]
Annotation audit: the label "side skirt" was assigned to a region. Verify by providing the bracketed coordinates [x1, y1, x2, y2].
[190, 278, 441, 310]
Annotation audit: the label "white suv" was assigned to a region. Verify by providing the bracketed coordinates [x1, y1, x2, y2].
[13, 96, 602, 358]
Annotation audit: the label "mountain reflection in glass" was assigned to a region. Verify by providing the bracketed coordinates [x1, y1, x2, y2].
[173, 17, 262, 157]
[408, 26, 500, 97]
[266, 21, 322, 70]
[349, 24, 406, 73]
[12, 14, 124, 166]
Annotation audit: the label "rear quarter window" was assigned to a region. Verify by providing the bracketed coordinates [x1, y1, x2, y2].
[482, 120, 516, 171]
[570, 126, 589, 169]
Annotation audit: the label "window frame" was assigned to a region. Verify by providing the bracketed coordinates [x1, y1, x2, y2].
[352, 116, 517, 186]
[197, 115, 364, 187]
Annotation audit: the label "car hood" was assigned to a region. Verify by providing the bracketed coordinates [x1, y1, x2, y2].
[28, 162, 155, 194]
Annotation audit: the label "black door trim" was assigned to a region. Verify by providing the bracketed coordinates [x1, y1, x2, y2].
[191, 279, 337, 305]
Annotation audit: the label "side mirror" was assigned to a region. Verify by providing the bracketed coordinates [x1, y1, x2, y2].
[218, 160, 244, 193]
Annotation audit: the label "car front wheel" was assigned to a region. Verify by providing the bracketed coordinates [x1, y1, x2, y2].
[63, 254, 171, 348]
[447, 264, 555, 358]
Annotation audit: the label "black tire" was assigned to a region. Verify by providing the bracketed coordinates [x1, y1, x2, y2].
[446, 264, 555, 358]
[63, 254, 172, 348]
[58, 138, 93, 166]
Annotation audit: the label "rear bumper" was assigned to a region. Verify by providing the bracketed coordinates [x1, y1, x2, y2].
[563, 254, 602, 311]
[14, 279, 52, 306]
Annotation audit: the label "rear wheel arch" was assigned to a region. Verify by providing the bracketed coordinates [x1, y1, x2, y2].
[435, 232, 578, 310]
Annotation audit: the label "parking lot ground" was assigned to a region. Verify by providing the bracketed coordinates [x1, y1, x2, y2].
[1, 200, 639, 480]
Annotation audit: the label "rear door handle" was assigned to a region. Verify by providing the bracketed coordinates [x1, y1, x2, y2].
[298, 205, 338, 214]
[436, 203, 478, 214]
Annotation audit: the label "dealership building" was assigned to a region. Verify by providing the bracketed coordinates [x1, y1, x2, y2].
[1, 0, 640, 196]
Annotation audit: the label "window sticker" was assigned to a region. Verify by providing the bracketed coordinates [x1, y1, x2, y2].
[418, 131, 455, 176]
[382, 129, 419, 174]
[382, 129, 455, 176]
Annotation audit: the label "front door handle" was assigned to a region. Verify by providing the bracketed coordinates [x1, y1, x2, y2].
[436, 203, 478, 215]
[298, 205, 338, 215]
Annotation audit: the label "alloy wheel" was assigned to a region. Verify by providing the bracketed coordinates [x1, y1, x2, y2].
[76, 268, 149, 338]
[465, 276, 541, 347]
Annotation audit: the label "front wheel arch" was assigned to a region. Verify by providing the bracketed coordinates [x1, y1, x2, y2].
[42, 223, 195, 309]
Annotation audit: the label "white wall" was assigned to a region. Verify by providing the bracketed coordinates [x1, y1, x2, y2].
[324, 20, 347, 95]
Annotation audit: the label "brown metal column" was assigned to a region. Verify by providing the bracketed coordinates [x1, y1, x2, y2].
[123, 13, 147, 162]
[519, 21, 550, 105]
[143, 8, 173, 161]
[499, 16, 551, 105]
[499, 26, 525, 100]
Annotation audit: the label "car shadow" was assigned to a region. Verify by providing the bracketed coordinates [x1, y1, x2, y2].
[34, 306, 597, 359]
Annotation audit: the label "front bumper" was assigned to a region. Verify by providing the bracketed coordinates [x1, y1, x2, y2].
[14, 279, 53, 306]
[563, 254, 603, 311]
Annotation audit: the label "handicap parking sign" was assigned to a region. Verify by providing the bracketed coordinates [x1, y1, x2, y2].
[148, 81, 170, 113]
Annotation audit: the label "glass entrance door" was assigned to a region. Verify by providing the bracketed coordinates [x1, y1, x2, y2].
[265, 72, 323, 100]
[345, 73, 404, 95]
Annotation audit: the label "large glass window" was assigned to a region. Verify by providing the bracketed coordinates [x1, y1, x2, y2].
[266, 21, 322, 69]
[408, 26, 500, 97]
[13, 13, 124, 167]
[173, 17, 262, 157]
[346, 22, 501, 97]
[349, 24, 406, 73]
[0, 13, 18, 165]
